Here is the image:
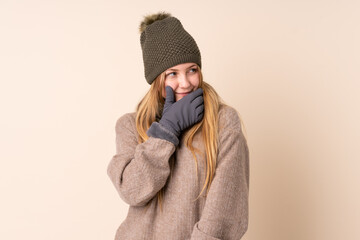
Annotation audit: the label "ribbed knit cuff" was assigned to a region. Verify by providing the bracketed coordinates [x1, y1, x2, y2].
[146, 122, 179, 146]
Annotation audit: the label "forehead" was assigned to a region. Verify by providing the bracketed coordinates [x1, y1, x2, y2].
[166, 62, 197, 71]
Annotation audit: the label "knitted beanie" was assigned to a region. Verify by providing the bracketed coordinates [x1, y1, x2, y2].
[139, 12, 202, 85]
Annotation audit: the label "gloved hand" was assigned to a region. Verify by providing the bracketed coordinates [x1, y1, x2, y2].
[159, 86, 204, 137]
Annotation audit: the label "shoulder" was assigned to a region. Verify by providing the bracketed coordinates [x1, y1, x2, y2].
[218, 103, 243, 133]
[217, 104, 249, 158]
[115, 112, 137, 134]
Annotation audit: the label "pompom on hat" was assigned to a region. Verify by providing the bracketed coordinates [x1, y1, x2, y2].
[139, 12, 202, 85]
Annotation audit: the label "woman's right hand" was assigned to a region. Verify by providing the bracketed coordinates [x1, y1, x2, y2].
[159, 86, 204, 137]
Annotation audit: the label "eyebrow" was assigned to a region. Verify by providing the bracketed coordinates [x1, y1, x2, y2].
[166, 64, 197, 72]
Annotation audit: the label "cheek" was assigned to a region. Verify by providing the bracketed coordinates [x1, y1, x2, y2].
[162, 81, 177, 98]
[190, 75, 200, 88]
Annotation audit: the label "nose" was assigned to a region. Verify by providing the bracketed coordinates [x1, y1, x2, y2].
[178, 74, 191, 88]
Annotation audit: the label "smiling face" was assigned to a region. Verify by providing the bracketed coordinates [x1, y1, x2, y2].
[162, 62, 200, 101]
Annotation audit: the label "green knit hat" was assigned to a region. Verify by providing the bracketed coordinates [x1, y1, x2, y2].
[139, 12, 202, 85]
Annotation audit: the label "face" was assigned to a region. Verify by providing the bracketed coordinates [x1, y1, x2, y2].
[162, 62, 200, 101]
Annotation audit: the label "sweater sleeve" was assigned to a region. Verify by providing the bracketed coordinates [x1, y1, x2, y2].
[107, 113, 176, 207]
[190, 107, 250, 240]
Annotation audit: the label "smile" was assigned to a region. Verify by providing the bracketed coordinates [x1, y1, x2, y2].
[177, 91, 191, 95]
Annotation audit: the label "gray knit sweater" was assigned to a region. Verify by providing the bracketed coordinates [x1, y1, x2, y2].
[107, 104, 249, 240]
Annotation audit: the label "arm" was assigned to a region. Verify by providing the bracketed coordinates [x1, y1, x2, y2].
[190, 109, 250, 240]
[107, 87, 204, 207]
[107, 113, 176, 207]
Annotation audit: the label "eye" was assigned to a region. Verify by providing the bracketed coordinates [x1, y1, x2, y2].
[189, 68, 198, 73]
[166, 72, 176, 77]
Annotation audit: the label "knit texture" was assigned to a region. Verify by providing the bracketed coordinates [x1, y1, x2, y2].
[107, 104, 249, 240]
[140, 16, 202, 84]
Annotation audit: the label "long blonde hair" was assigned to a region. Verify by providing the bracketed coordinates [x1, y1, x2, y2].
[135, 65, 224, 212]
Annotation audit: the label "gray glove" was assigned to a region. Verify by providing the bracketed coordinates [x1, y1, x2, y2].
[160, 86, 204, 137]
[146, 86, 204, 145]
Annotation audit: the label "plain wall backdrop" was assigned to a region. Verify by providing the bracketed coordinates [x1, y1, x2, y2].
[1, 0, 359, 239]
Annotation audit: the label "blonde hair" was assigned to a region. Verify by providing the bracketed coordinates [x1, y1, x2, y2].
[135, 65, 225, 212]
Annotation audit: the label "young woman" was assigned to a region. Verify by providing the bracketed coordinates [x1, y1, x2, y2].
[107, 12, 250, 240]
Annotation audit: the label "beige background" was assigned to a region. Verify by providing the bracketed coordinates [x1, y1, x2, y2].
[1, 0, 359, 239]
